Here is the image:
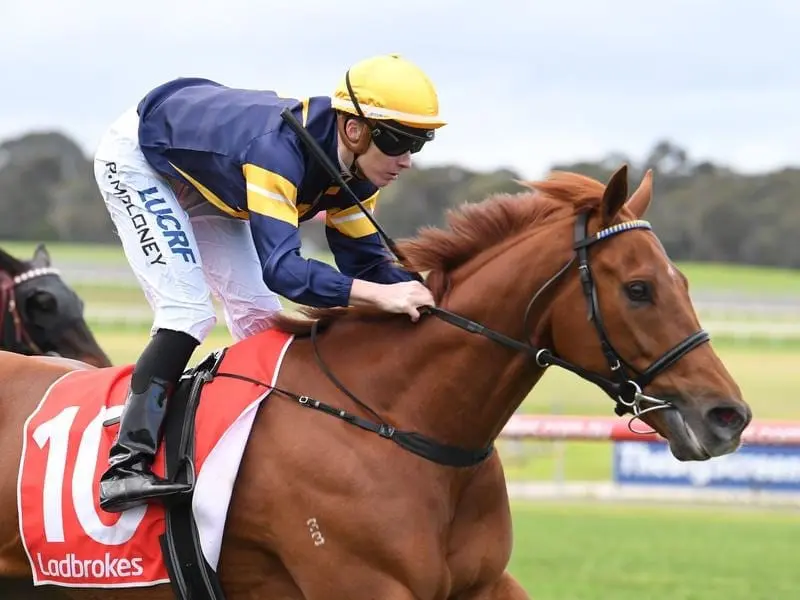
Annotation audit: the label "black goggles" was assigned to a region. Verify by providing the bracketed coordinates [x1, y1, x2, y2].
[369, 122, 432, 156]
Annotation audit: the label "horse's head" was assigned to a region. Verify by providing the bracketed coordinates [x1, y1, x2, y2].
[390, 164, 750, 461]
[534, 165, 750, 460]
[0, 244, 112, 367]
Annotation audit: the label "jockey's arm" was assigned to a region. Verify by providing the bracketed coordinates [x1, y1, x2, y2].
[243, 135, 357, 308]
[324, 192, 418, 284]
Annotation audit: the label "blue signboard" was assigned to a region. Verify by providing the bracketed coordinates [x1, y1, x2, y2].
[613, 441, 800, 491]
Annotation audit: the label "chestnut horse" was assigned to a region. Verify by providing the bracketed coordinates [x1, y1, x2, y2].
[0, 243, 111, 367]
[0, 165, 751, 599]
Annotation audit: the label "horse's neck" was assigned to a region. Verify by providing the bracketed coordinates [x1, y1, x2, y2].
[315, 232, 568, 451]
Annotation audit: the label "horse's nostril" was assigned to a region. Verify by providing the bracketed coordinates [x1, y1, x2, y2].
[707, 406, 747, 433]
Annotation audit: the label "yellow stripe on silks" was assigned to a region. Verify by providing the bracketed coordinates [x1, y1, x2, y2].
[326, 192, 378, 238]
[169, 163, 249, 219]
[243, 164, 299, 226]
[301, 98, 310, 126]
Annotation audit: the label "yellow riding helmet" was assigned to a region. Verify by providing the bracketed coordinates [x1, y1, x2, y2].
[331, 54, 447, 130]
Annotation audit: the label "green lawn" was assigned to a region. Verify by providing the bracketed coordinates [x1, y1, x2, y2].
[680, 262, 800, 296]
[508, 500, 800, 599]
[3, 239, 799, 297]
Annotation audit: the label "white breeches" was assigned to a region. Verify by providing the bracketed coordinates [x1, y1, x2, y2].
[92, 106, 283, 343]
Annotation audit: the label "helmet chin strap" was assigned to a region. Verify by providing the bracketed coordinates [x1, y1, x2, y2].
[349, 156, 367, 181]
[336, 69, 382, 182]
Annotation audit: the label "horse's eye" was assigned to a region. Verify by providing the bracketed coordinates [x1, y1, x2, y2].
[625, 281, 653, 303]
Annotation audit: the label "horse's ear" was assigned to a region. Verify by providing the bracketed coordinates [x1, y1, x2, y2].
[625, 169, 653, 218]
[32, 243, 51, 268]
[600, 164, 629, 226]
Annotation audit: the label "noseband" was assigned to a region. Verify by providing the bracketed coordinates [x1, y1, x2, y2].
[0, 266, 63, 356]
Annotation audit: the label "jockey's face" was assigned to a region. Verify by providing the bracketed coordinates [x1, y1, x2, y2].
[341, 118, 415, 188]
[358, 140, 412, 188]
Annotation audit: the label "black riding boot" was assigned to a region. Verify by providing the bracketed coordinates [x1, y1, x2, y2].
[99, 376, 191, 513]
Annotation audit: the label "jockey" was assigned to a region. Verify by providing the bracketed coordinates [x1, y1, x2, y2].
[92, 53, 446, 513]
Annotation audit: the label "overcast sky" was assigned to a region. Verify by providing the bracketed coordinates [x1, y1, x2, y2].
[1, 0, 796, 179]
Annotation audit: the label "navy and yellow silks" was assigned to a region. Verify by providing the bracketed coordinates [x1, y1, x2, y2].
[136, 77, 414, 308]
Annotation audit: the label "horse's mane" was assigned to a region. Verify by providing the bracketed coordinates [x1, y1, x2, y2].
[271, 170, 606, 334]
[0, 246, 27, 276]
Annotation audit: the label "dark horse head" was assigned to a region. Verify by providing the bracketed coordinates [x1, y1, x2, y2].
[0, 243, 112, 367]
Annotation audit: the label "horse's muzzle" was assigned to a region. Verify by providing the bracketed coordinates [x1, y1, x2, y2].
[658, 397, 751, 461]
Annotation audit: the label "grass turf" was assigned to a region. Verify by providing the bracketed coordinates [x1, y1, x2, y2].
[506, 500, 800, 599]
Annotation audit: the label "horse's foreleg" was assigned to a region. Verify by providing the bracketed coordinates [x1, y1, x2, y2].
[456, 571, 531, 600]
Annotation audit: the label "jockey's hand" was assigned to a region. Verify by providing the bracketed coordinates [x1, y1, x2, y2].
[350, 280, 435, 322]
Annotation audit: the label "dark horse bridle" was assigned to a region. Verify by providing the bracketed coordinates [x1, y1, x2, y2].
[425, 212, 711, 425]
[0, 266, 63, 356]
[229, 109, 710, 469]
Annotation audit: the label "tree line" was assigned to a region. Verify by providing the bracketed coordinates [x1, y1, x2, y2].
[1, 132, 798, 268]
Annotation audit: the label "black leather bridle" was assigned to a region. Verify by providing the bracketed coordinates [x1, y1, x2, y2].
[0, 267, 60, 356]
[566, 213, 711, 416]
[423, 211, 710, 423]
